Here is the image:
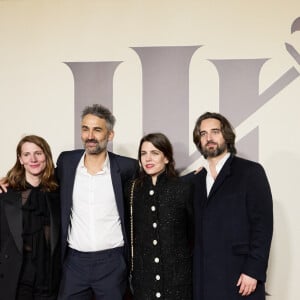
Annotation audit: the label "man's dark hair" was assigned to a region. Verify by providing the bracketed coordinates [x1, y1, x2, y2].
[193, 112, 237, 155]
[82, 104, 116, 131]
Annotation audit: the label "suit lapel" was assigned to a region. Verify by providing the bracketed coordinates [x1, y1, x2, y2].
[59, 151, 83, 241]
[4, 191, 23, 254]
[108, 152, 124, 220]
[207, 155, 233, 200]
[66, 154, 81, 211]
[197, 171, 209, 207]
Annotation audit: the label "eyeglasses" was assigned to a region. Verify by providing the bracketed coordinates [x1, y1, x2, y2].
[199, 128, 221, 138]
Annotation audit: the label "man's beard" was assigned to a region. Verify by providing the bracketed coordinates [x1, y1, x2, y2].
[201, 141, 227, 159]
[84, 139, 108, 155]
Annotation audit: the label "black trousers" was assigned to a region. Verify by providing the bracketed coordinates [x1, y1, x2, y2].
[16, 253, 56, 300]
[58, 247, 127, 300]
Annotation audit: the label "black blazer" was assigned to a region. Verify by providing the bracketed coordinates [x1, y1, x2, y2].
[0, 188, 61, 300]
[186, 155, 273, 300]
[56, 149, 138, 260]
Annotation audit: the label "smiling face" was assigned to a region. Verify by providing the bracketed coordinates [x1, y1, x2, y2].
[81, 114, 114, 155]
[140, 141, 169, 183]
[19, 142, 47, 183]
[199, 118, 228, 159]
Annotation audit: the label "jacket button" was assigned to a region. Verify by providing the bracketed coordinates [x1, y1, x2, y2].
[4, 254, 9, 259]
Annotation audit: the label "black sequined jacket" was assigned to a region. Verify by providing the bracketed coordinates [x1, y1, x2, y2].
[126, 173, 194, 300]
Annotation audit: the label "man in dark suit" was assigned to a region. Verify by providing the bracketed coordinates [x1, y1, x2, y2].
[186, 112, 273, 300]
[56, 104, 138, 300]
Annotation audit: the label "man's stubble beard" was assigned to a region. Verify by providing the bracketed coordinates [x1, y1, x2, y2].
[84, 139, 108, 155]
[201, 142, 227, 159]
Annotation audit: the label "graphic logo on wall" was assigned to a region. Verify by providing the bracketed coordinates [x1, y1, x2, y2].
[66, 17, 300, 170]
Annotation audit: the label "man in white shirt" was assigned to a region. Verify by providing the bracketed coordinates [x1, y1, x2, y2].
[56, 104, 138, 300]
[186, 112, 273, 300]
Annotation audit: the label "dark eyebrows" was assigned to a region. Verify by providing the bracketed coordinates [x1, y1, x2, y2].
[200, 127, 220, 132]
[199, 128, 221, 136]
[81, 125, 102, 130]
[140, 149, 162, 154]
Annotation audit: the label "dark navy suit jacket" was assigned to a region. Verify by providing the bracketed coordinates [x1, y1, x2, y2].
[185, 155, 273, 300]
[55, 149, 138, 261]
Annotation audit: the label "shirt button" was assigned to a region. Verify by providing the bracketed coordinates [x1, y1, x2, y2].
[155, 274, 160, 280]
[149, 190, 155, 196]
[156, 292, 161, 298]
[154, 257, 159, 263]
[153, 240, 158, 246]
[153, 222, 157, 228]
[151, 206, 156, 211]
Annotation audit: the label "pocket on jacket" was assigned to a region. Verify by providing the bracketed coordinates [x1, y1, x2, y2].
[232, 243, 249, 255]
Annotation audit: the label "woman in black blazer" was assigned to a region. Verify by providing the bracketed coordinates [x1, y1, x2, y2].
[0, 135, 61, 300]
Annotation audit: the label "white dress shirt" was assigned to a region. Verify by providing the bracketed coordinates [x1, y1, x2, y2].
[67, 153, 124, 251]
[203, 153, 230, 196]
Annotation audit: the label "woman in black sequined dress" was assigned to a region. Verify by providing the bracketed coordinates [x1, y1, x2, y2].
[126, 133, 193, 300]
[0, 135, 61, 300]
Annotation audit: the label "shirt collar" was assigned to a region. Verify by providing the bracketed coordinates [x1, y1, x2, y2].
[202, 152, 231, 175]
[78, 152, 110, 174]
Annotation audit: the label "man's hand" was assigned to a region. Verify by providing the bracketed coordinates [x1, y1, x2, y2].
[194, 166, 203, 174]
[0, 178, 8, 193]
[237, 273, 257, 296]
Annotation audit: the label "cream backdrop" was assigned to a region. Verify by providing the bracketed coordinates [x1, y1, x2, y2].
[0, 1, 299, 299]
